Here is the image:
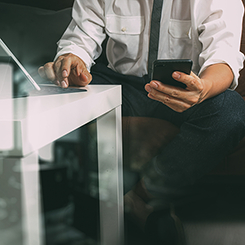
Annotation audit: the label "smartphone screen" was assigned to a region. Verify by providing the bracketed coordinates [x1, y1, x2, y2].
[151, 59, 193, 89]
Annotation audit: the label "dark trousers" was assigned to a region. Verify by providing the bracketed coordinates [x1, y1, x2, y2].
[91, 63, 245, 203]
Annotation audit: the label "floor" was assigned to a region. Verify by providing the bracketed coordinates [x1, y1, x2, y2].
[180, 175, 245, 245]
[124, 175, 245, 245]
[2, 160, 244, 245]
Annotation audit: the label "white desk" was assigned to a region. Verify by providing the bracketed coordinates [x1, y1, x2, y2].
[0, 85, 124, 245]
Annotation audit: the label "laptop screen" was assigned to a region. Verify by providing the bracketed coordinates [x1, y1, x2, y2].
[0, 39, 86, 98]
[0, 39, 41, 98]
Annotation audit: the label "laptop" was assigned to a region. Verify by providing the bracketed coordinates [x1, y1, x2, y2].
[0, 39, 86, 99]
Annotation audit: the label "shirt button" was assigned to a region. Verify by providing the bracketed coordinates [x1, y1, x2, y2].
[121, 27, 127, 32]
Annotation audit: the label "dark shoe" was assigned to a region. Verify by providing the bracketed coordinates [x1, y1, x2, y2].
[144, 205, 186, 245]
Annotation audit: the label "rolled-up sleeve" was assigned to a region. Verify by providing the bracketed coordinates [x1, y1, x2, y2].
[197, 0, 244, 89]
[54, 0, 106, 71]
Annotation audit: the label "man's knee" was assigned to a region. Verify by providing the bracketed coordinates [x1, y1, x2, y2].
[219, 90, 245, 139]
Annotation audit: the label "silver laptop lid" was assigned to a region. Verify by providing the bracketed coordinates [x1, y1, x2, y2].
[0, 39, 41, 98]
[0, 39, 87, 98]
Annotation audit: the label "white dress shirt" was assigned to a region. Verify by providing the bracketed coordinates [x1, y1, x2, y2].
[55, 0, 244, 89]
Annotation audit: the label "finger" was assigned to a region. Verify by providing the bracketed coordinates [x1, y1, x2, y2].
[60, 58, 72, 82]
[53, 57, 70, 87]
[172, 71, 201, 90]
[60, 55, 91, 87]
[75, 59, 92, 82]
[146, 81, 200, 107]
[149, 80, 186, 98]
[69, 68, 91, 87]
[146, 81, 188, 106]
[68, 61, 92, 87]
[42, 62, 57, 82]
[79, 72, 92, 86]
[147, 92, 192, 112]
[38, 66, 45, 78]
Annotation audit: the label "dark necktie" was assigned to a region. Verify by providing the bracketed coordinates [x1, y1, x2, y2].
[148, 0, 164, 77]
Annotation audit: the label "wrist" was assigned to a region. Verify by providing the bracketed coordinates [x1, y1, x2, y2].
[198, 78, 213, 103]
[198, 63, 233, 102]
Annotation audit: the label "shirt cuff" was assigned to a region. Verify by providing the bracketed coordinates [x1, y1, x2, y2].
[198, 50, 245, 90]
[54, 41, 95, 72]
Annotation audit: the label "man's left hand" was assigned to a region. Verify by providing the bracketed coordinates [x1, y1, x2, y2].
[145, 71, 207, 112]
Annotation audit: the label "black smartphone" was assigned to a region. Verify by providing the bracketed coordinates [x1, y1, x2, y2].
[151, 59, 193, 89]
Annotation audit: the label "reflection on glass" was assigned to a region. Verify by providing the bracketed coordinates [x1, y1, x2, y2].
[0, 159, 23, 245]
[0, 39, 40, 99]
[0, 39, 40, 97]
[0, 39, 86, 99]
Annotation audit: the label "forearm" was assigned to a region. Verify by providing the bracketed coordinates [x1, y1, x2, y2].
[55, 1, 106, 70]
[199, 63, 234, 103]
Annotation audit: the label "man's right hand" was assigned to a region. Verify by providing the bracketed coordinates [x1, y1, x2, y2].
[38, 53, 92, 88]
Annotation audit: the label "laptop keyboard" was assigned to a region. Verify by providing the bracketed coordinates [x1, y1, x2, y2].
[29, 85, 86, 96]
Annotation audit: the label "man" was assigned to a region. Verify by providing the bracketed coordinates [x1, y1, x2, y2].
[39, 0, 245, 244]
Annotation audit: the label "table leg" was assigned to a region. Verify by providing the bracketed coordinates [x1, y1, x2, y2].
[97, 106, 124, 245]
[0, 152, 44, 245]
